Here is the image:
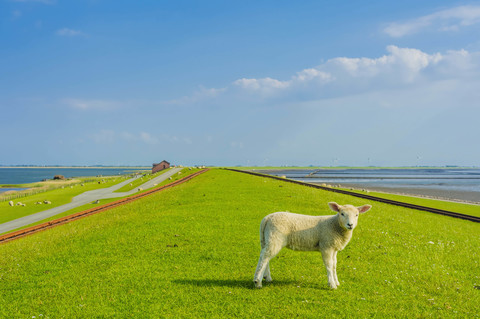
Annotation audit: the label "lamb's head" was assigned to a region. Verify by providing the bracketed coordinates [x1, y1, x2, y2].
[328, 202, 372, 231]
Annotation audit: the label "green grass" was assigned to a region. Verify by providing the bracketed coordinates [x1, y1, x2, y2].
[113, 168, 196, 193]
[0, 169, 479, 318]
[113, 172, 156, 193]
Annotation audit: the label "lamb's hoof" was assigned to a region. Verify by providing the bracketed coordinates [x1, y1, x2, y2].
[329, 282, 338, 289]
[264, 276, 273, 283]
[254, 280, 263, 289]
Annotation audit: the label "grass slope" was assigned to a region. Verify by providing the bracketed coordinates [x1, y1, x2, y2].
[0, 177, 126, 224]
[2, 168, 204, 235]
[0, 169, 479, 318]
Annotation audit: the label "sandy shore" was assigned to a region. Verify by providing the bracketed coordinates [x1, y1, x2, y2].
[328, 182, 480, 205]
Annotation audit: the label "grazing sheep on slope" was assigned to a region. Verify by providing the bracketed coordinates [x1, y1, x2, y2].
[253, 202, 372, 289]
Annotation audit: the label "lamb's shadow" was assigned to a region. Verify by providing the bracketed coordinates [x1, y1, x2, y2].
[172, 279, 329, 290]
[172, 279, 321, 290]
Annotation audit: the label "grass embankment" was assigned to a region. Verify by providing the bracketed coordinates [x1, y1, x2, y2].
[1, 168, 202, 234]
[0, 176, 128, 224]
[113, 167, 197, 193]
[0, 169, 479, 317]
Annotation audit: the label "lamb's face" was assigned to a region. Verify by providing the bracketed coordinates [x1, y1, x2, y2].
[337, 205, 361, 230]
[328, 202, 372, 231]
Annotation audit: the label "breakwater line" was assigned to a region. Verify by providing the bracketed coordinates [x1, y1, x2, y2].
[227, 169, 480, 223]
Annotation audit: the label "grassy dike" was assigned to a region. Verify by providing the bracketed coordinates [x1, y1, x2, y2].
[0, 169, 479, 317]
[0, 176, 127, 224]
[2, 168, 203, 234]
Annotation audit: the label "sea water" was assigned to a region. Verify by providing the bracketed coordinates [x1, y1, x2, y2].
[255, 168, 480, 201]
[0, 167, 148, 186]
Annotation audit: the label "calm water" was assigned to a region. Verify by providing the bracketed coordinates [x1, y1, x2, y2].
[255, 168, 480, 201]
[0, 167, 148, 186]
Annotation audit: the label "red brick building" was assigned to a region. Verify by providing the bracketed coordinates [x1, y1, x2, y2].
[152, 160, 170, 173]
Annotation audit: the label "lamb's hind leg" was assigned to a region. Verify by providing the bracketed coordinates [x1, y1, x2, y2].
[262, 261, 272, 283]
[254, 249, 272, 288]
[254, 245, 282, 288]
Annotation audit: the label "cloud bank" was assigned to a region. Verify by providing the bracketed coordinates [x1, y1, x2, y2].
[384, 5, 480, 37]
[184, 45, 479, 105]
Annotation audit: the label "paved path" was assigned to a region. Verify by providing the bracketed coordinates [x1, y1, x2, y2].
[0, 168, 182, 234]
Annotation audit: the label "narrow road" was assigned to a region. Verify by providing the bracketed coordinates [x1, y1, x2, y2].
[0, 168, 182, 234]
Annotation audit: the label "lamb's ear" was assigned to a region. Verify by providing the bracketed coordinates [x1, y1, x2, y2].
[328, 202, 341, 212]
[357, 204, 372, 214]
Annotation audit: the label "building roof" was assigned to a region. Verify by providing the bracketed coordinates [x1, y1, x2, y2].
[152, 160, 170, 166]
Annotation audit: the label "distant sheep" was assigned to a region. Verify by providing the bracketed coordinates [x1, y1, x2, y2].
[138, 188, 143, 192]
[253, 202, 372, 289]
[44, 200, 51, 204]
[9, 201, 14, 207]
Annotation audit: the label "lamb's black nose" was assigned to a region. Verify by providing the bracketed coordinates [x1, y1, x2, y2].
[347, 223, 353, 228]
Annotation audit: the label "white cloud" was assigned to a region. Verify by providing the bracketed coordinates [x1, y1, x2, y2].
[56, 28, 86, 37]
[326, 46, 443, 83]
[384, 5, 480, 37]
[62, 98, 119, 110]
[233, 70, 331, 96]
[165, 46, 480, 109]
[234, 77, 290, 91]
[293, 68, 331, 82]
[230, 46, 453, 98]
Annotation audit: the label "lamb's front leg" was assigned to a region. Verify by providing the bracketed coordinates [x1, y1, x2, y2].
[321, 249, 337, 289]
[333, 250, 340, 287]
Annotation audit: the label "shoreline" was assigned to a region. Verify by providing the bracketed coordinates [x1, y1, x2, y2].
[326, 182, 480, 206]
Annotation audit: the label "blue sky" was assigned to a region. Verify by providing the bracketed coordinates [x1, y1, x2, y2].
[1, 0, 480, 166]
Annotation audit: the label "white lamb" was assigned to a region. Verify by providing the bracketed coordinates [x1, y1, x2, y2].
[253, 202, 372, 289]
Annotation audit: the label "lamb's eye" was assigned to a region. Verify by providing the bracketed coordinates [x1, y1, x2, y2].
[341, 213, 344, 216]
[356, 214, 359, 217]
